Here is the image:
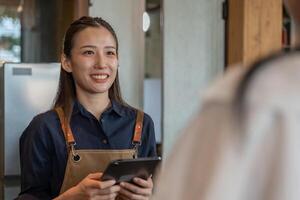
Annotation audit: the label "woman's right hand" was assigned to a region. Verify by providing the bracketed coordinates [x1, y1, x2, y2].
[55, 172, 120, 200]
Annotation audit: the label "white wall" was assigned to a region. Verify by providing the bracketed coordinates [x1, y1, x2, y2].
[163, 0, 225, 155]
[89, 0, 225, 156]
[89, 0, 145, 108]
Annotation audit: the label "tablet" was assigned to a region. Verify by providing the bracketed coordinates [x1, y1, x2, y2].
[101, 157, 161, 183]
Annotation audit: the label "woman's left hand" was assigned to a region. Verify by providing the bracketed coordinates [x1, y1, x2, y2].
[118, 177, 153, 200]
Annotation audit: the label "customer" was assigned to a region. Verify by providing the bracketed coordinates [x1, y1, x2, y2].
[18, 16, 156, 200]
[152, 1, 300, 199]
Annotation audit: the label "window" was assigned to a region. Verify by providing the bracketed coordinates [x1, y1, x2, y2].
[0, 6, 21, 62]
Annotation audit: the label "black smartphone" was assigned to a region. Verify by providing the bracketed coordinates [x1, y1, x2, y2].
[101, 157, 161, 183]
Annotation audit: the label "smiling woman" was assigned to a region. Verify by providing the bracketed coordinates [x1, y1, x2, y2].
[18, 16, 157, 200]
[61, 26, 119, 107]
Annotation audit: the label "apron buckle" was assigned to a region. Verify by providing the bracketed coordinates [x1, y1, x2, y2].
[70, 142, 81, 162]
[132, 141, 141, 158]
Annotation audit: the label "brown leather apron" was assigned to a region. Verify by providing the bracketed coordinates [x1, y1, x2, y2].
[55, 107, 144, 194]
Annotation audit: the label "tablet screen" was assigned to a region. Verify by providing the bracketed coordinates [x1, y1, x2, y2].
[101, 157, 161, 183]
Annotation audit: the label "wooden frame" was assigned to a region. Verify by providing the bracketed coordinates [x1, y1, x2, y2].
[227, 0, 282, 68]
[74, 0, 89, 20]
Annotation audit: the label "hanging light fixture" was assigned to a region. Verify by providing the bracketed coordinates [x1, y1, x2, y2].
[17, 0, 24, 13]
[143, 11, 151, 32]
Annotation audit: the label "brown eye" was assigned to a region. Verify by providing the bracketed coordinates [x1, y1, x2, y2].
[107, 51, 116, 56]
[83, 50, 94, 55]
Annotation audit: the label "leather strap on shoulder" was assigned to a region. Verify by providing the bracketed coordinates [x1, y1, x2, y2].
[132, 110, 144, 144]
[55, 107, 75, 145]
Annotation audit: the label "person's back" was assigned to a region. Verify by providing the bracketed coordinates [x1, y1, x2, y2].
[152, 1, 300, 199]
[152, 49, 300, 200]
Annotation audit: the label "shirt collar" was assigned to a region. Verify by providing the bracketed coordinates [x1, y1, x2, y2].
[110, 100, 124, 117]
[72, 99, 124, 117]
[72, 100, 90, 118]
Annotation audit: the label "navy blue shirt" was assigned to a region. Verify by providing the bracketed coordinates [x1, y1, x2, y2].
[19, 100, 156, 199]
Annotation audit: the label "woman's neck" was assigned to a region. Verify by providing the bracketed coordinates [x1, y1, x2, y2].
[77, 91, 111, 119]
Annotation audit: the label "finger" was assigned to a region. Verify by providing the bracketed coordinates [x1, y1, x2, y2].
[133, 177, 153, 188]
[87, 172, 103, 180]
[86, 179, 116, 190]
[92, 192, 118, 200]
[120, 182, 151, 196]
[119, 187, 146, 200]
[95, 185, 121, 195]
[89, 188, 120, 199]
[98, 180, 117, 189]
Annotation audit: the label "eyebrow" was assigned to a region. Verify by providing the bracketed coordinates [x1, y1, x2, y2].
[80, 45, 116, 49]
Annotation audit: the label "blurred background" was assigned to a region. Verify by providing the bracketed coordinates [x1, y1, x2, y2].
[0, 0, 291, 199]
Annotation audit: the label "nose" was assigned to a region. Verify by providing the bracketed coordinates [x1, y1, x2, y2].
[94, 51, 106, 69]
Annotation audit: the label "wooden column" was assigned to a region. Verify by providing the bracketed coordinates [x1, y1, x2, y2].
[55, 0, 74, 59]
[56, 0, 89, 58]
[227, 0, 282, 68]
[74, 0, 89, 20]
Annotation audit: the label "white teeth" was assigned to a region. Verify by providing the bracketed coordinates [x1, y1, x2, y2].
[92, 74, 108, 80]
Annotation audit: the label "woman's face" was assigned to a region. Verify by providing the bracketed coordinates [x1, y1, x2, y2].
[62, 26, 118, 97]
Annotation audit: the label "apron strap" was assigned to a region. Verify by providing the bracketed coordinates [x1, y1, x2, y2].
[55, 107, 75, 146]
[55, 107, 144, 158]
[132, 110, 144, 158]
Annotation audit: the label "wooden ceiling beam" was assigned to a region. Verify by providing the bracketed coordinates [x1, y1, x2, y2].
[0, 0, 19, 7]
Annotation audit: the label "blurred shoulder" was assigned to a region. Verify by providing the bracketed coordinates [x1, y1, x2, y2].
[203, 64, 247, 105]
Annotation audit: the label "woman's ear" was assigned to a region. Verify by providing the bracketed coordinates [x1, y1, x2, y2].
[61, 54, 72, 73]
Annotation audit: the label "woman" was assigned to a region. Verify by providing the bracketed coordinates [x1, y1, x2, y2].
[152, 0, 300, 199]
[19, 16, 156, 200]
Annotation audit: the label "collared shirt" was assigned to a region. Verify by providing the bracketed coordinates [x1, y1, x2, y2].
[19, 100, 156, 199]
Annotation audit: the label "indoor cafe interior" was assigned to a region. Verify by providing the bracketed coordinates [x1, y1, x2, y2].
[0, 0, 296, 199]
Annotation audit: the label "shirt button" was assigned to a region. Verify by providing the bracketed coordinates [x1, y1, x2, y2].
[102, 139, 108, 144]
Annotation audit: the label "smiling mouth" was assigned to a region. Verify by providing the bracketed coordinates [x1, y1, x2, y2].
[91, 74, 109, 80]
